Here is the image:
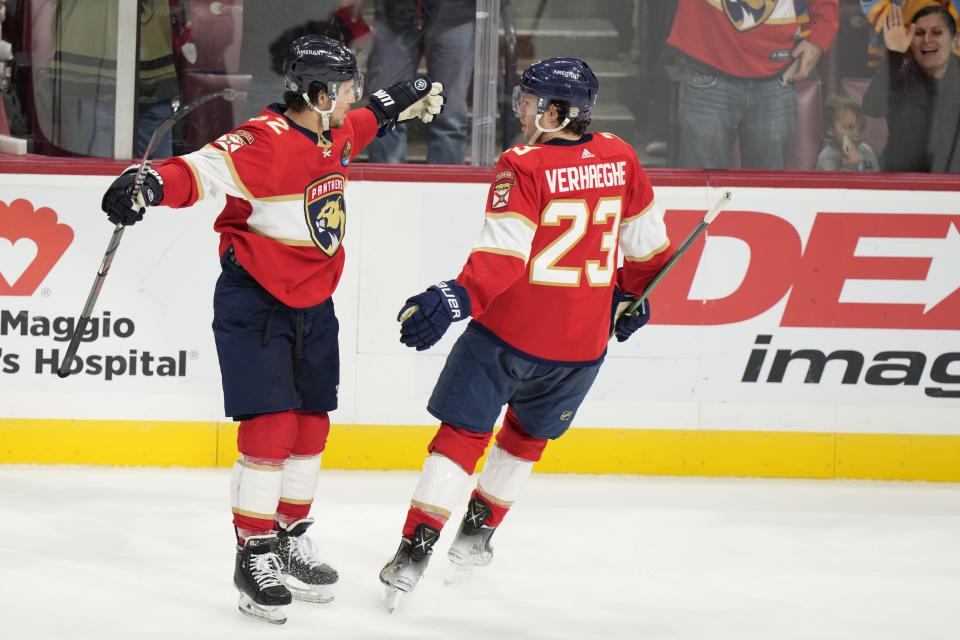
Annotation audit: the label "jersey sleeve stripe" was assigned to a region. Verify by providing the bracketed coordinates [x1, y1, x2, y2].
[181, 145, 256, 200]
[485, 210, 538, 231]
[621, 199, 655, 224]
[470, 246, 528, 261]
[248, 226, 316, 247]
[472, 214, 537, 261]
[216, 148, 257, 200]
[258, 193, 305, 202]
[621, 199, 669, 261]
[625, 238, 670, 262]
[180, 157, 206, 201]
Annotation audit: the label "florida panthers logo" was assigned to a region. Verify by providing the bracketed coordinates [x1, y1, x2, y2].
[305, 174, 347, 257]
[722, 0, 776, 31]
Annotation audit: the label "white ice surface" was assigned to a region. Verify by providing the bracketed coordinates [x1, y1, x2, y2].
[2, 465, 959, 640]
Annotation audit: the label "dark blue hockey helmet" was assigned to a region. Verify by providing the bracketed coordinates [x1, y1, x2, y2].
[283, 34, 363, 102]
[513, 57, 598, 122]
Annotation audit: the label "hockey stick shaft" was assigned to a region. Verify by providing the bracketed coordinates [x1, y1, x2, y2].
[57, 225, 126, 376]
[56, 89, 237, 378]
[624, 190, 732, 314]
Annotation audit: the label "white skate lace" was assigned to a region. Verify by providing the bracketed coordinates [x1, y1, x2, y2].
[251, 552, 284, 588]
[290, 534, 324, 568]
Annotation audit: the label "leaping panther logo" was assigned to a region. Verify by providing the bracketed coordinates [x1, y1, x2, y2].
[722, 0, 776, 31]
[305, 174, 347, 257]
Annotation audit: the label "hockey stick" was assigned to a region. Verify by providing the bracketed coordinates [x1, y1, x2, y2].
[619, 190, 733, 317]
[56, 89, 237, 378]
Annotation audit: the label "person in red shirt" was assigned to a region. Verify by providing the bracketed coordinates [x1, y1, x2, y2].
[99, 35, 442, 625]
[378, 57, 671, 612]
[667, 0, 838, 169]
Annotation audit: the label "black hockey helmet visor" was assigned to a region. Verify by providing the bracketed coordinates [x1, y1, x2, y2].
[512, 57, 598, 122]
[283, 34, 364, 103]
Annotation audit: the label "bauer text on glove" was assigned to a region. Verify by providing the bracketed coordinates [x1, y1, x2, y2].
[397, 280, 471, 351]
[101, 165, 164, 226]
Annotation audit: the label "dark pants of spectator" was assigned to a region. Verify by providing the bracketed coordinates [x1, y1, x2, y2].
[364, 19, 475, 165]
[677, 64, 796, 170]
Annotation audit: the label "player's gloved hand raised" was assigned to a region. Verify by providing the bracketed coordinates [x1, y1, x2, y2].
[397, 80, 443, 124]
[398, 279, 471, 351]
[101, 165, 164, 226]
[611, 286, 651, 342]
[366, 75, 444, 130]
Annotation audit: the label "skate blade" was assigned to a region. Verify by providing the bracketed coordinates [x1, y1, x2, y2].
[286, 581, 335, 604]
[383, 584, 406, 613]
[237, 593, 287, 625]
[443, 561, 475, 585]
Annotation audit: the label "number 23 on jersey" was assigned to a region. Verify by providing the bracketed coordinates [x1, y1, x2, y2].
[530, 197, 622, 287]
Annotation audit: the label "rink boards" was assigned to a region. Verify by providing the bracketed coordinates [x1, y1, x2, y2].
[1, 166, 958, 480]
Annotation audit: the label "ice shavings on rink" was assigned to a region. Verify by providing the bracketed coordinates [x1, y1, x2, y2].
[2, 465, 959, 640]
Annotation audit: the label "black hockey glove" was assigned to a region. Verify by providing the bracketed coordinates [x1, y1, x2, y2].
[398, 279, 471, 351]
[366, 75, 444, 130]
[101, 165, 164, 226]
[611, 286, 651, 343]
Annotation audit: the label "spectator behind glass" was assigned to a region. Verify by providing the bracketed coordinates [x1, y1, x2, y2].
[364, 0, 475, 165]
[863, 4, 960, 172]
[816, 91, 880, 170]
[45, 0, 179, 158]
[666, 0, 839, 170]
[861, 0, 960, 68]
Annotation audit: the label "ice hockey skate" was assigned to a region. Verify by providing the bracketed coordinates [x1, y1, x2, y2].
[234, 533, 292, 625]
[445, 496, 496, 584]
[275, 518, 338, 603]
[379, 523, 439, 613]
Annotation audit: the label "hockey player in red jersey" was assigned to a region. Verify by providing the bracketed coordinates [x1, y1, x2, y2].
[100, 35, 443, 625]
[378, 57, 671, 611]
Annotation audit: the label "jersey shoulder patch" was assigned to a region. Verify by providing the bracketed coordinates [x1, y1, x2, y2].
[213, 129, 256, 153]
[490, 169, 516, 209]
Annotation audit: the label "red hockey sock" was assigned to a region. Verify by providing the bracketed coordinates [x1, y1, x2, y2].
[275, 501, 311, 525]
[428, 422, 492, 473]
[473, 489, 511, 527]
[401, 507, 448, 539]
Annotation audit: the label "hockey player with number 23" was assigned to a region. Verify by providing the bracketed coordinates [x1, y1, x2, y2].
[99, 35, 443, 625]
[378, 57, 671, 611]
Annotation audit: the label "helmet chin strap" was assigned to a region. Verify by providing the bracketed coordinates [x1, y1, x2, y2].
[302, 92, 336, 133]
[527, 112, 571, 144]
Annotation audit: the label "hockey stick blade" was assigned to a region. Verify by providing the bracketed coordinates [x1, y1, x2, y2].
[56, 89, 237, 378]
[623, 191, 732, 315]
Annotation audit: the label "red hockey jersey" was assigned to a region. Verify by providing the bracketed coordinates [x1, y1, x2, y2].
[157, 104, 379, 308]
[457, 133, 670, 365]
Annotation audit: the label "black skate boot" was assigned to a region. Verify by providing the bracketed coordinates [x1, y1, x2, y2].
[379, 522, 440, 613]
[446, 495, 496, 583]
[275, 518, 338, 603]
[234, 533, 292, 625]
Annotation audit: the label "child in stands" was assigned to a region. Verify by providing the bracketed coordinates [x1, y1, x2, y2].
[816, 91, 880, 171]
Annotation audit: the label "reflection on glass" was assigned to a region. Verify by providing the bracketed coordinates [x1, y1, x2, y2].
[34, 0, 178, 158]
[9, 0, 955, 172]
